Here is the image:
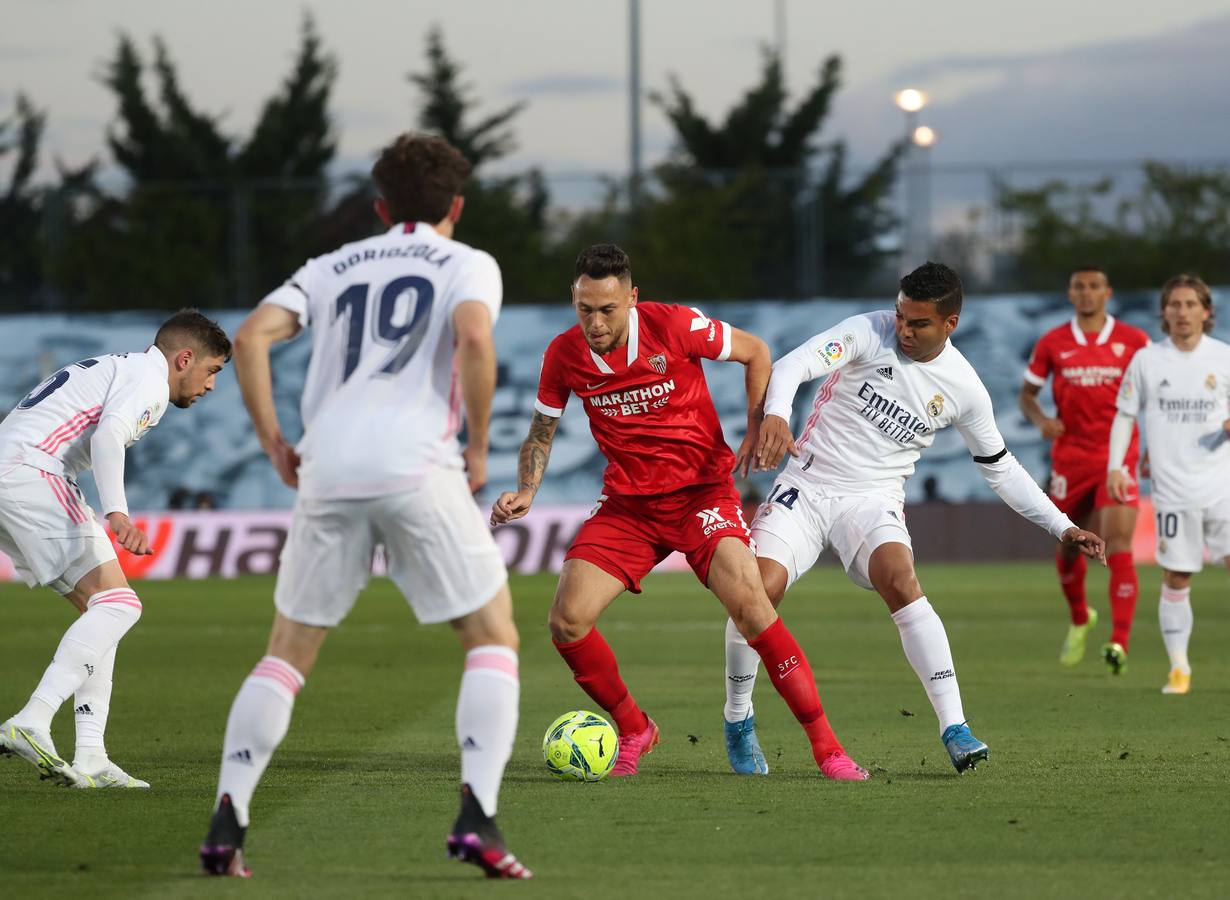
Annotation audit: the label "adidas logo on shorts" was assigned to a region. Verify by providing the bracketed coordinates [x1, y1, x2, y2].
[877, 366, 893, 381]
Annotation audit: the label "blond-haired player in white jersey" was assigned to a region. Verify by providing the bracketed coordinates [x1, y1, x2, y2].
[200, 134, 530, 880]
[1108, 274, 1230, 695]
[721, 263, 1106, 776]
[0, 310, 230, 787]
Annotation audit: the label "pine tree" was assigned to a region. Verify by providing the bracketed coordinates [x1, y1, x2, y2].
[0, 93, 47, 305]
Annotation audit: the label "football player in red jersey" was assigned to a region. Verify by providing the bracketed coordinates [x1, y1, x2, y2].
[492, 244, 868, 781]
[1019, 266, 1150, 673]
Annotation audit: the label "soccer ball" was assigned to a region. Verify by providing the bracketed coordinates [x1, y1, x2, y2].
[542, 710, 618, 782]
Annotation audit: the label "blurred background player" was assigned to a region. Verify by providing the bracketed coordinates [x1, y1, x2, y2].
[725, 262, 1106, 774]
[1108, 274, 1230, 695]
[200, 134, 531, 880]
[0, 311, 230, 788]
[491, 243, 869, 782]
[1018, 267, 1149, 673]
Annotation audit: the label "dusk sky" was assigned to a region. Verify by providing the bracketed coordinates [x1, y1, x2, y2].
[4, 0, 1230, 186]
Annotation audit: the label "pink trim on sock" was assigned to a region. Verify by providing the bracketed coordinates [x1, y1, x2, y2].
[1161, 586, 1191, 603]
[465, 652, 519, 679]
[87, 589, 142, 611]
[251, 657, 303, 696]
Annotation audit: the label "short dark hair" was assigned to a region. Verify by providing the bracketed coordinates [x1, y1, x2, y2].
[155, 309, 232, 361]
[371, 133, 472, 225]
[574, 243, 632, 284]
[900, 261, 963, 317]
[1160, 273, 1215, 334]
[1070, 265, 1110, 285]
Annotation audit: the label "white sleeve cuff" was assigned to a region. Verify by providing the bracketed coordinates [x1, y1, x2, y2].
[534, 399, 564, 418]
[1022, 368, 1046, 387]
[717, 321, 732, 361]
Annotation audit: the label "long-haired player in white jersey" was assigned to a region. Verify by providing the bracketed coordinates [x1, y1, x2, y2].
[1107, 274, 1230, 695]
[721, 262, 1106, 775]
[199, 134, 530, 880]
[0, 311, 230, 787]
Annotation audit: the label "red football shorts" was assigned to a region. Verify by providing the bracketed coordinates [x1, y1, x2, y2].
[564, 480, 752, 592]
[1049, 449, 1139, 519]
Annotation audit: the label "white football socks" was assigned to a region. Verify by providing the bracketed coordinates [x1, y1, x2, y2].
[1159, 585, 1193, 674]
[73, 644, 116, 771]
[15, 588, 142, 731]
[215, 656, 304, 828]
[456, 646, 519, 818]
[891, 597, 965, 734]
[723, 617, 761, 723]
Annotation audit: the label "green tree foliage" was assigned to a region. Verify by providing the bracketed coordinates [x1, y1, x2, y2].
[0, 93, 47, 304]
[997, 162, 1230, 290]
[56, 16, 337, 310]
[407, 27, 562, 302]
[586, 50, 903, 298]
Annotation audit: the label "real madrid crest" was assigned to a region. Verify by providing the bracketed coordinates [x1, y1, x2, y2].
[926, 393, 945, 417]
[649, 353, 667, 375]
[1205, 373, 1217, 391]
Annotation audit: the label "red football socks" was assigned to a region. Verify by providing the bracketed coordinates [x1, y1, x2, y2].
[553, 628, 649, 736]
[748, 617, 844, 761]
[1107, 551, 1138, 649]
[1056, 550, 1089, 625]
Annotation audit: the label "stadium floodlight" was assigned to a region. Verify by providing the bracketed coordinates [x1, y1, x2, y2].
[912, 125, 936, 147]
[894, 88, 928, 113]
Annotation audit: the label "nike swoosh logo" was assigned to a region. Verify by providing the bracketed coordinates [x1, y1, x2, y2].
[586, 381, 609, 390]
[1059, 350, 1078, 359]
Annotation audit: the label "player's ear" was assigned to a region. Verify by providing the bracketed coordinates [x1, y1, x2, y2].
[448, 195, 464, 224]
[628, 285, 638, 307]
[944, 313, 959, 336]
[373, 197, 392, 226]
[175, 348, 194, 373]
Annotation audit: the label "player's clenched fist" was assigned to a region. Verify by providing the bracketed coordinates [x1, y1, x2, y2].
[754, 414, 800, 471]
[491, 490, 534, 526]
[107, 511, 152, 556]
[1061, 526, 1106, 564]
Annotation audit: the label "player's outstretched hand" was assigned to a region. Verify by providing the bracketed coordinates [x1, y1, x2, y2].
[463, 444, 488, 495]
[263, 433, 301, 489]
[106, 512, 152, 556]
[491, 490, 534, 527]
[1105, 469, 1131, 504]
[1061, 526, 1106, 565]
[755, 414, 799, 471]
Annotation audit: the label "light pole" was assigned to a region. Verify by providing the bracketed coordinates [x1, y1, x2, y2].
[629, 0, 642, 204]
[911, 125, 936, 266]
[894, 88, 928, 274]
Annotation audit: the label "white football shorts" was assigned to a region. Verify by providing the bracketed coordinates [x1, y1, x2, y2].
[1153, 504, 1230, 573]
[274, 467, 507, 627]
[0, 463, 117, 595]
[751, 477, 911, 591]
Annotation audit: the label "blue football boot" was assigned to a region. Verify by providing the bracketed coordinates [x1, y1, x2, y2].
[724, 714, 769, 775]
[941, 722, 989, 773]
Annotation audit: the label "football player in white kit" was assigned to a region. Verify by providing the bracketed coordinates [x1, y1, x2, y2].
[0, 311, 230, 787]
[722, 263, 1106, 774]
[200, 134, 530, 880]
[1107, 274, 1230, 695]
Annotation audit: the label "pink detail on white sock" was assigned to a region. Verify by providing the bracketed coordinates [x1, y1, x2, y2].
[1161, 586, 1191, 603]
[36, 406, 103, 455]
[41, 470, 88, 524]
[799, 371, 842, 445]
[87, 588, 142, 611]
[464, 652, 519, 679]
[251, 657, 304, 696]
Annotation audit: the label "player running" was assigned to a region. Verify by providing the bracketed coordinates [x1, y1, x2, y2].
[1019, 266, 1149, 673]
[200, 134, 531, 880]
[1108, 274, 1230, 695]
[723, 262, 1106, 774]
[492, 243, 869, 782]
[0, 311, 230, 788]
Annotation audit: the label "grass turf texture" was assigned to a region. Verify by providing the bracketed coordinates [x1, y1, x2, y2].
[1, 564, 1226, 899]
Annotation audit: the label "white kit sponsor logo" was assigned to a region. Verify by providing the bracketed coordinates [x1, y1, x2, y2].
[695, 506, 735, 536]
[588, 379, 676, 416]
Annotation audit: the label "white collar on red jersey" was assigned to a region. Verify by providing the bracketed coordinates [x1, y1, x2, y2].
[1069, 314, 1116, 346]
[589, 306, 640, 374]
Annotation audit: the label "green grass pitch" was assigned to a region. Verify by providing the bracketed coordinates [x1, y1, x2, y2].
[1, 563, 1226, 899]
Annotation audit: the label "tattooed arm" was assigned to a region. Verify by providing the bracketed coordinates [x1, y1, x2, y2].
[490, 411, 561, 525]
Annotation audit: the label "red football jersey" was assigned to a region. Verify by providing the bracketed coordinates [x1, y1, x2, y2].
[1024, 315, 1150, 458]
[535, 302, 736, 496]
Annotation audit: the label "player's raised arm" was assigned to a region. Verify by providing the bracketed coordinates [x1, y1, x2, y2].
[234, 302, 303, 488]
[958, 386, 1106, 563]
[491, 411, 560, 526]
[723, 327, 772, 476]
[454, 300, 498, 494]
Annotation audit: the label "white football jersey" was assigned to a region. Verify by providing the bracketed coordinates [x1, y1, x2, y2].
[0, 348, 169, 483]
[1116, 335, 1230, 509]
[765, 310, 1007, 503]
[265, 221, 502, 500]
